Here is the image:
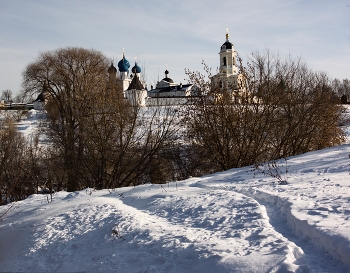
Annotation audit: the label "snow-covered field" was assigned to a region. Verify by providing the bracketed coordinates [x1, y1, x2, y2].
[0, 108, 350, 272]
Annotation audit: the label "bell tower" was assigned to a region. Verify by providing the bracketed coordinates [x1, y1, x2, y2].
[117, 48, 131, 95]
[211, 29, 241, 94]
[219, 28, 238, 75]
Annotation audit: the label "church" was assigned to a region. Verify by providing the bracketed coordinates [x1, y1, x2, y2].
[34, 30, 246, 109]
[107, 29, 245, 106]
[107, 51, 196, 106]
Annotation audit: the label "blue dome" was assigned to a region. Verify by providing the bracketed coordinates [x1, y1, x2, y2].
[118, 55, 130, 72]
[132, 62, 142, 74]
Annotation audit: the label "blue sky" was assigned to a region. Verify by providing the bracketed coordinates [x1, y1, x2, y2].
[1, 0, 349, 95]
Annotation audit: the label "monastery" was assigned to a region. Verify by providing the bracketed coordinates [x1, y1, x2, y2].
[34, 30, 244, 109]
[106, 29, 243, 106]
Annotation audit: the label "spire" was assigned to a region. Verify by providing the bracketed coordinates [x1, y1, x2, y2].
[226, 28, 229, 41]
[121, 48, 126, 61]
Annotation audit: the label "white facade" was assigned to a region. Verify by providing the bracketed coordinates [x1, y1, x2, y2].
[145, 97, 189, 106]
[125, 89, 148, 107]
[120, 72, 132, 96]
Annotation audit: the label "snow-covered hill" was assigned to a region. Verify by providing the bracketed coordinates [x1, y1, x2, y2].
[0, 108, 350, 272]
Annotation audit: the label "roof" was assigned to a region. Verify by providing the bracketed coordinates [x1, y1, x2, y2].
[221, 41, 233, 51]
[34, 92, 45, 102]
[127, 75, 144, 90]
[150, 83, 192, 93]
[118, 55, 130, 72]
[162, 77, 174, 83]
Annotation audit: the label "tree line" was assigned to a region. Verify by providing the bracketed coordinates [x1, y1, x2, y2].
[1, 89, 26, 104]
[0, 47, 346, 205]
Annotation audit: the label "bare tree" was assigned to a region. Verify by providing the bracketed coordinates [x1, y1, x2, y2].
[333, 78, 350, 103]
[0, 118, 38, 205]
[13, 94, 25, 103]
[245, 51, 344, 158]
[22, 47, 178, 191]
[78, 86, 179, 188]
[22, 47, 110, 191]
[1, 89, 13, 102]
[183, 50, 345, 174]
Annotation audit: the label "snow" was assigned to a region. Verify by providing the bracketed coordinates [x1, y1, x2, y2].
[0, 107, 350, 272]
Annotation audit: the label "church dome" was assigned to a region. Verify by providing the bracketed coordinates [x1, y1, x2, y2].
[162, 77, 174, 83]
[118, 55, 130, 72]
[221, 41, 233, 51]
[220, 29, 234, 51]
[132, 62, 142, 74]
[107, 63, 117, 74]
[162, 69, 174, 83]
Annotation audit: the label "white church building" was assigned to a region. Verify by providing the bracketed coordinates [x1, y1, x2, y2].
[107, 51, 197, 107]
[34, 30, 247, 109]
[108, 29, 246, 107]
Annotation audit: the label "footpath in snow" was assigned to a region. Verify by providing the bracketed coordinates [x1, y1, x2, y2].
[0, 108, 350, 272]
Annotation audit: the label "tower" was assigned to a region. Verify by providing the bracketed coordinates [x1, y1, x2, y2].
[219, 28, 238, 75]
[211, 29, 239, 92]
[125, 61, 148, 107]
[117, 49, 131, 95]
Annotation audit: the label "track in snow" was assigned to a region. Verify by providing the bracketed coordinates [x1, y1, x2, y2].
[189, 181, 349, 273]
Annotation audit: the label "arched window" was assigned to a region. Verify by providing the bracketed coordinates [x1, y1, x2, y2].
[223, 57, 226, 66]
